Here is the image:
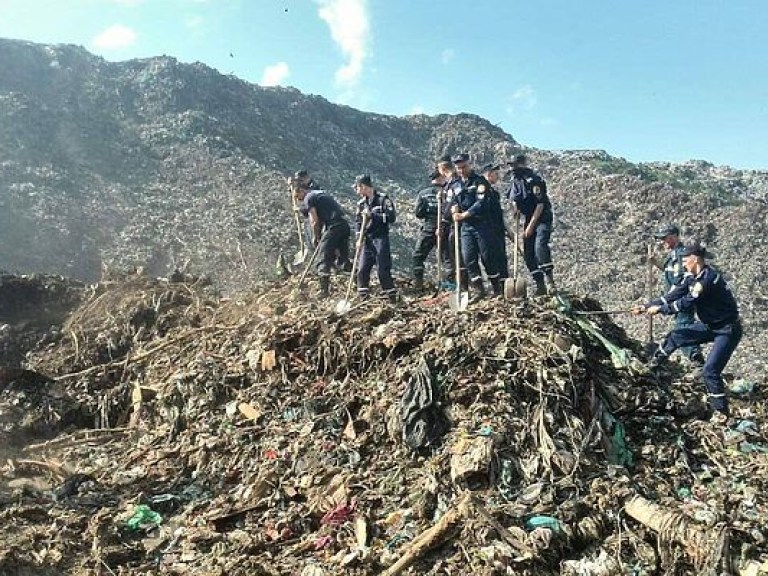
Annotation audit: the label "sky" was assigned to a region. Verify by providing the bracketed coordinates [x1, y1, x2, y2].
[1, 0, 767, 170]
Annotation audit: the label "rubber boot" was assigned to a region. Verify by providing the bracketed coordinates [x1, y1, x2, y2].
[413, 272, 424, 294]
[318, 276, 330, 298]
[387, 291, 399, 304]
[469, 279, 486, 303]
[534, 276, 547, 296]
[490, 278, 502, 297]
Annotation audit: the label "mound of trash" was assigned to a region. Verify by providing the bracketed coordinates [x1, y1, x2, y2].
[1, 274, 766, 576]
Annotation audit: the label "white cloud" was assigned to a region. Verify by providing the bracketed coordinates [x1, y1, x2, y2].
[506, 84, 537, 115]
[441, 48, 454, 64]
[261, 62, 290, 86]
[315, 0, 369, 87]
[185, 14, 205, 31]
[91, 24, 137, 51]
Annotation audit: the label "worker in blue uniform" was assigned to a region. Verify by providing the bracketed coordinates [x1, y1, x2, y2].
[649, 224, 705, 367]
[354, 174, 398, 303]
[412, 169, 447, 292]
[633, 240, 741, 422]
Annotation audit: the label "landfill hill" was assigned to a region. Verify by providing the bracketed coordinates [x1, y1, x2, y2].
[1, 37, 768, 379]
[0, 272, 767, 575]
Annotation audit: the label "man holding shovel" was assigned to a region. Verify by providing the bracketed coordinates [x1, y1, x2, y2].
[507, 154, 555, 296]
[449, 154, 501, 300]
[412, 169, 446, 293]
[633, 240, 741, 423]
[294, 182, 351, 298]
[354, 174, 399, 304]
[648, 224, 706, 368]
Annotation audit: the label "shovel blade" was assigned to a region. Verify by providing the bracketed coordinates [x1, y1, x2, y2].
[504, 278, 528, 300]
[334, 299, 352, 315]
[292, 249, 309, 267]
[449, 291, 469, 311]
[515, 278, 528, 298]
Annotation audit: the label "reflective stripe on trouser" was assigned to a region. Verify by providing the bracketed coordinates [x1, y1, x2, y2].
[674, 310, 702, 360]
[460, 224, 497, 283]
[412, 231, 436, 278]
[357, 236, 396, 294]
[661, 320, 742, 413]
[317, 220, 351, 276]
[523, 221, 553, 279]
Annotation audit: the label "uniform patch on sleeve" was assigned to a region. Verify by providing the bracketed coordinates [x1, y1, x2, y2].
[533, 185, 543, 198]
[691, 282, 703, 298]
[478, 184, 486, 193]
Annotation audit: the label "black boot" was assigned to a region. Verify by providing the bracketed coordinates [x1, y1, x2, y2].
[318, 276, 330, 298]
[413, 272, 424, 294]
[387, 291, 399, 304]
[490, 278, 502, 297]
[534, 276, 547, 296]
[470, 279, 486, 303]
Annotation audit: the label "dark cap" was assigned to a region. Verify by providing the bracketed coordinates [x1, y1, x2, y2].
[354, 174, 373, 187]
[510, 154, 527, 167]
[294, 169, 309, 179]
[680, 240, 714, 259]
[481, 163, 501, 174]
[429, 169, 441, 180]
[653, 224, 680, 239]
[451, 153, 470, 164]
[437, 154, 453, 165]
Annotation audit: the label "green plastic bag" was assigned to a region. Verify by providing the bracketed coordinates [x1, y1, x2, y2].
[126, 504, 162, 530]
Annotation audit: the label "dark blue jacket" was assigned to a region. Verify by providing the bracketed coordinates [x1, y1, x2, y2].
[507, 167, 552, 224]
[661, 243, 687, 289]
[357, 190, 396, 238]
[301, 190, 346, 228]
[647, 265, 739, 329]
[486, 185, 506, 236]
[448, 171, 490, 225]
[414, 185, 441, 233]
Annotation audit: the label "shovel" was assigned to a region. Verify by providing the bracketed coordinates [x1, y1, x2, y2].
[448, 219, 469, 311]
[335, 213, 368, 314]
[504, 217, 528, 300]
[432, 190, 444, 298]
[293, 232, 325, 292]
[573, 309, 634, 316]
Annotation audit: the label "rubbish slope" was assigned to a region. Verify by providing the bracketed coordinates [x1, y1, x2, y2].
[1, 273, 766, 575]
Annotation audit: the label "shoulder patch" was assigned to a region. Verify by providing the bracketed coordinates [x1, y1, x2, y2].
[478, 184, 486, 193]
[691, 282, 703, 298]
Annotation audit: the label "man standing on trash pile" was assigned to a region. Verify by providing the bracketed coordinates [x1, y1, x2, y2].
[437, 154, 458, 291]
[632, 240, 742, 423]
[507, 154, 555, 296]
[412, 169, 447, 293]
[481, 163, 510, 282]
[294, 181, 352, 298]
[354, 174, 399, 304]
[449, 153, 501, 301]
[648, 224, 706, 368]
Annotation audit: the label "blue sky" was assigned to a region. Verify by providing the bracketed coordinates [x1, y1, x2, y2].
[2, 0, 767, 169]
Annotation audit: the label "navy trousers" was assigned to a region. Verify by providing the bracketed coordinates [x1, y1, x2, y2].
[317, 220, 350, 276]
[674, 310, 702, 360]
[489, 228, 509, 280]
[660, 320, 742, 413]
[523, 221, 553, 279]
[460, 224, 497, 283]
[412, 227, 452, 280]
[357, 236, 396, 296]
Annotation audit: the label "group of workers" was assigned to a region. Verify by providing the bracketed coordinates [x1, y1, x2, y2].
[289, 155, 742, 424]
[291, 153, 555, 304]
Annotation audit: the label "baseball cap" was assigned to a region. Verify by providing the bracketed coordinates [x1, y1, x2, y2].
[679, 240, 714, 258]
[653, 224, 680, 239]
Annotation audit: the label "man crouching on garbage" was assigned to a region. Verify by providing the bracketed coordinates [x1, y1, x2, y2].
[632, 239, 742, 424]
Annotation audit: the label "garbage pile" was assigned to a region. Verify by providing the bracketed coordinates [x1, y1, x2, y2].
[1, 274, 767, 576]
